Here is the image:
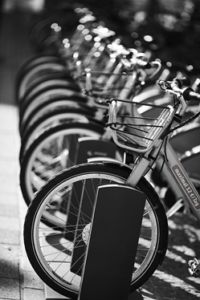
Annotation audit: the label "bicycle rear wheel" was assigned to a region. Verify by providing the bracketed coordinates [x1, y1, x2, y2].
[24, 163, 168, 298]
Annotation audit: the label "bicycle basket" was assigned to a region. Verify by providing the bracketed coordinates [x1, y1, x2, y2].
[106, 98, 175, 153]
[78, 68, 138, 108]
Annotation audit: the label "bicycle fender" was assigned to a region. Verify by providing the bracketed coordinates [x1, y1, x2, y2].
[88, 157, 131, 169]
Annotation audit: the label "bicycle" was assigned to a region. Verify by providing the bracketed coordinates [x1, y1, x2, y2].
[19, 52, 162, 206]
[23, 76, 200, 298]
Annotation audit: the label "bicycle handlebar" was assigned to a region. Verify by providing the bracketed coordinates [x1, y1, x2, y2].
[158, 77, 200, 101]
[171, 77, 191, 88]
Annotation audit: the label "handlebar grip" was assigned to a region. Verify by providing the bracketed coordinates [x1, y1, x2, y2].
[174, 77, 191, 88]
[183, 88, 200, 101]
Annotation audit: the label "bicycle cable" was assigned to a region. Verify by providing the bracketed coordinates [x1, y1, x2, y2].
[163, 109, 200, 137]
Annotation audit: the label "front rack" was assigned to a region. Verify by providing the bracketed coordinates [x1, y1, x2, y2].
[106, 98, 176, 153]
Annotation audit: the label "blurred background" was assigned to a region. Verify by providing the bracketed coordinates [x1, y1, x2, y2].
[1, 0, 200, 66]
[0, 2, 200, 299]
[1, 0, 200, 106]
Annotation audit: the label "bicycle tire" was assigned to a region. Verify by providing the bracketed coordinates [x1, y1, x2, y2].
[19, 106, 104, 162]
[16, 55, 66, 98]
[28, 18, 53, 51]
[17, 61, 67, 103]
[19, 81, 80, 110]
[19, 94, 88, 136]
[24, 162, 168, 298]
[18, 71, 76, 104]
[19, 88, 83, 129]
[15, 54, 61, 88]
[20, 122, 105, 206]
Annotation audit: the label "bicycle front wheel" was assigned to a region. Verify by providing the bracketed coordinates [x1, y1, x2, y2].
[24, 163, 168, 299]
[20, 122, 105, 205]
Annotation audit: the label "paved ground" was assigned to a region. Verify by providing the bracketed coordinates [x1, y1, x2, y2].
[141, 213, 200, 300]
[0, 7, 45, 300]
[0, 4, 200, 300]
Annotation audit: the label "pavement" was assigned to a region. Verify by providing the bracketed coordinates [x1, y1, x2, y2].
[0, 5, 200, 300]
[0, 7, 45, 300]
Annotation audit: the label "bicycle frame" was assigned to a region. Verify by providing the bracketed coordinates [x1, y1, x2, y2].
[89, 138, 200, 223]
[123, 113, 200, 222]
[157, 143, 200, 218]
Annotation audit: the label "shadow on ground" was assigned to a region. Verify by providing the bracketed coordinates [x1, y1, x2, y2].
[141, 213, 200, 300]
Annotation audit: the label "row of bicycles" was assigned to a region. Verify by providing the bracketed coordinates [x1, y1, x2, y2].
[16, 3, 200, 299]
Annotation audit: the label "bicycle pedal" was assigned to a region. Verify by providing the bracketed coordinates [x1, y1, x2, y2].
[188, 258, 200, 276]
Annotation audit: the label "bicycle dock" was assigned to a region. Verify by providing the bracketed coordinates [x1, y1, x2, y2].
[43, 184, 145, 300]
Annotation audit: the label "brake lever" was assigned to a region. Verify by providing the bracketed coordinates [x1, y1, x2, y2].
[157, 80, 171, 91]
